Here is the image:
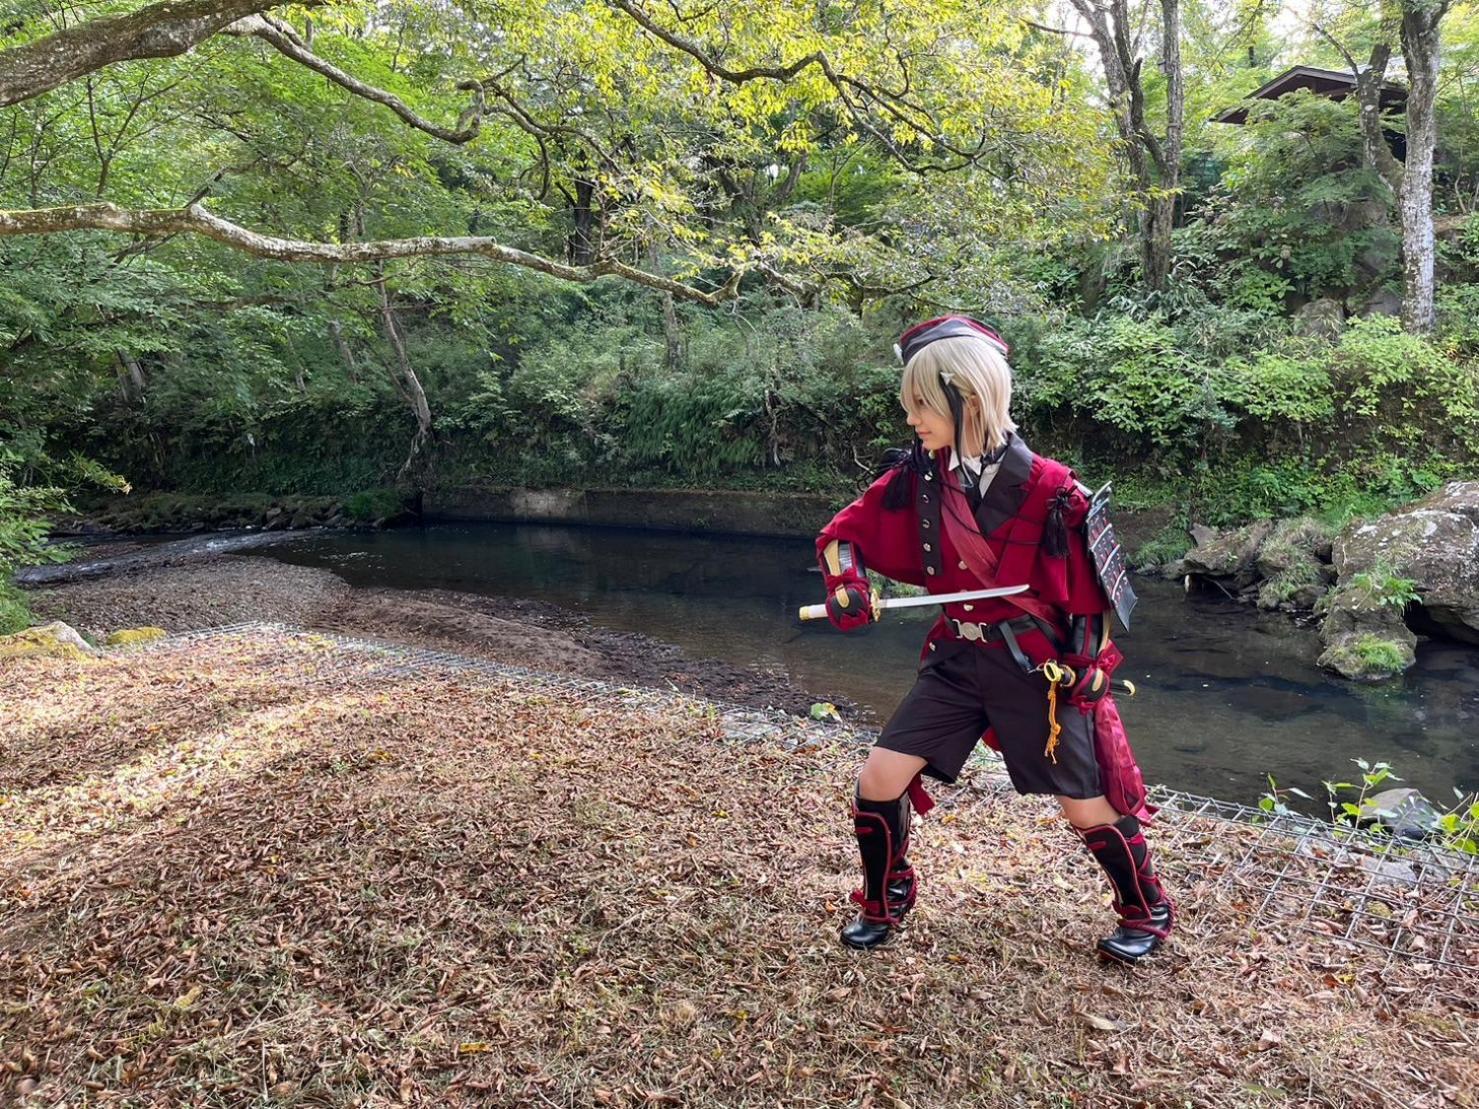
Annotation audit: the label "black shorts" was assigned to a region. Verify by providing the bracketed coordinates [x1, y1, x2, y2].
[875, 638, 1102, 799]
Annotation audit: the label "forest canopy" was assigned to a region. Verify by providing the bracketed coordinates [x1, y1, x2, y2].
[3, 0, 1479, 566]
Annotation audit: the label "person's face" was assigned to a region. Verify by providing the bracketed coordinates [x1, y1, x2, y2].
[906, 393, 955, 452]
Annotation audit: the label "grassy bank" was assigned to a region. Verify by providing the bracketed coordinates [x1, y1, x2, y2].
[2, 628, 1473, 1106]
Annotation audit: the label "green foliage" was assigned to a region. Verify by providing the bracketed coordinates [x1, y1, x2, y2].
[0, 459, 71, 581]
[1335, 317, 1479, 452]
[1208, 92, 1397, 300]
[344, 489, 410, 522]
[1021, 313, 1230, 463]
[1351, 635, 1411, 674]
[1256, 774, 1312, 819]
[1346, 565, 1421, 611]
[0, 581, 34, 636]
[1436, 797, 1479, 856]
[1129, 525, 1192, 571]
[1325, 759, 1401, 831]
[1218, 343, 1334, 426]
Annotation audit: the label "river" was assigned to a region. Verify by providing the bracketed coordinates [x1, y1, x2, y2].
[252, 521, 1479, 810]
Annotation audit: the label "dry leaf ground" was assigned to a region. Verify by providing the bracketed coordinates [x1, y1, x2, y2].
[2, 629, 1475, 1108]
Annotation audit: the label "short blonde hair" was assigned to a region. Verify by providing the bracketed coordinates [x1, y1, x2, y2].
[899, 335, 1017, 456]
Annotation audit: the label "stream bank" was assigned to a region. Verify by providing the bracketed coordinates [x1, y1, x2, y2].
[21, 543, 836, 717]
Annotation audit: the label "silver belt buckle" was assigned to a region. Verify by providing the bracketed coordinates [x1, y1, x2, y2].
[955, 620, 984, 642]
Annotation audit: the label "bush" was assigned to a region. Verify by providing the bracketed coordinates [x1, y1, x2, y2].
[1022, 314, 1230, 463]
[1218, 342, 1335, 427]
[1334, 316, 1479, 453]
[0, 459, 71, 582]
[0, 580, 32, 635]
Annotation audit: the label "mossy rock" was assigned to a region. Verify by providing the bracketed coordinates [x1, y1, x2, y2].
[0, 621, 98, 662]
[105, 626, 168, 647]
[1256, 561, 1333, 611]
[1129, 523, 1193, 573]
[1255, 516, 1335, 579]
[1317, 632, 1416, 682]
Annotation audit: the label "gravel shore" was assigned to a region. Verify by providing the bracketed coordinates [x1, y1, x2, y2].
[24, 541, 837, 716]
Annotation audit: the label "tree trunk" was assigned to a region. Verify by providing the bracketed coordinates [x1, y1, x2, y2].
[329, 318, 359, 383]
[1399, 2, 1447, 334]
[115, 351, 146, 402]
[661, 291, 683, 369]
[567, 176, 598, 265]
[1355, 44, 1404, 190]
[374, 273, 433, 485]
[1068, 0, 1181, 291]
[1149, 0, 1183, 291]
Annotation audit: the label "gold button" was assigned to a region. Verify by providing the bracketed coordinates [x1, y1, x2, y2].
[958, 560, 968, 570]
[922, 520, 931, 529]
[926, 566, 936, 575]
[929, 642, 937, 651]
[963, 604, 974, 612]
[923, 543, 931, 552]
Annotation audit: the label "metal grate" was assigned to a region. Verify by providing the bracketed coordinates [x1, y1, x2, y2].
[943, 759, 1479, 1000]
[126, 622, 1479, 998]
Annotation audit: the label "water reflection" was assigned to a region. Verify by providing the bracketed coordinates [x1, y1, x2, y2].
[255, 522, 1479, 809]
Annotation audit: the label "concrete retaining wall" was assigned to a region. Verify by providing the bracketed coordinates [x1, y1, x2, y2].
[423, 485, 844, 539]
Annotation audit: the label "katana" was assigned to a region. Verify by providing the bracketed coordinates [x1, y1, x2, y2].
[798, 584, 1029, 622]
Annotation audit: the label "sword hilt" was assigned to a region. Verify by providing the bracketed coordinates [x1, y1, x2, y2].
[799, 588, 881, 623]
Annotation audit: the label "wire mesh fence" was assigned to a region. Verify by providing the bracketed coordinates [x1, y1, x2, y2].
[130, 621, 1478, 1002]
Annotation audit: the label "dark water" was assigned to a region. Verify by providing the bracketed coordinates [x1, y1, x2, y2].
[254, 522, 1479, 810]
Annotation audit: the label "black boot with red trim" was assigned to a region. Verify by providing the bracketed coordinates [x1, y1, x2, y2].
[1077, 814, 1174, 965]
[841, 790, 917, 950]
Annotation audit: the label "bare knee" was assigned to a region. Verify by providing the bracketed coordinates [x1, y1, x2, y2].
[858, 749, 927, 802]
[1056, 794, 1122, 830]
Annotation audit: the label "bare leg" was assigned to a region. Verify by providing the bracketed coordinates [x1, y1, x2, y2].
[858, 747, 928, 801]
[1055, 794, 1121, 829]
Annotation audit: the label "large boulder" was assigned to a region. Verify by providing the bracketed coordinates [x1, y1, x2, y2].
[1254, 517, 1336, 611]
[0, 621, 98, 661]
[1180, 516, 1337, 611]
[1292, 298, 1345, 341]
[1318, 481, 1479, 679]
[1182, 519, 1275, 591]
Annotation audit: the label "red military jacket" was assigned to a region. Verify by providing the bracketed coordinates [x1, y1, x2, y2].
[817, 434, 1112, 665]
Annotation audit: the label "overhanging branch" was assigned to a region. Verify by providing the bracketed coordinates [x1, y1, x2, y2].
[0, 0, 309, 108]
[0, 202, 743, 306]
[223, 15, 485, 144]
[605, 0, 983, 173]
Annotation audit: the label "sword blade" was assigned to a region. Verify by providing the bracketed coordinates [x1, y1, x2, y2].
[877, 584, 1029, 610]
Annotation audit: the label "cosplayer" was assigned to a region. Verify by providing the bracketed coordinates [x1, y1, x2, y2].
[813, 316, 1173, 965]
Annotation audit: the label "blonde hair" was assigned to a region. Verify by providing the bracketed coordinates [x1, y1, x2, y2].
[899, 335, 1017, 456]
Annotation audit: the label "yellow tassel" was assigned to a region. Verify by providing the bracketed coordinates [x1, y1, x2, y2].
[1044, 679, 1061, 764]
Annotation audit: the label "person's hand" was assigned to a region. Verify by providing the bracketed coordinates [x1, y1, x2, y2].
[825, 582, 877, 632]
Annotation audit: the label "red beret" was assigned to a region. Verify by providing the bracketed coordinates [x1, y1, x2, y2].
[895, 316, 1010, 365]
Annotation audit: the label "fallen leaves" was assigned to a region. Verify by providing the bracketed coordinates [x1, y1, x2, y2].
[0, 627, 1473, 1109]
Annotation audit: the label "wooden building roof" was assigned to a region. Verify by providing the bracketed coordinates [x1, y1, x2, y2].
[1214, 65, 1407, 125]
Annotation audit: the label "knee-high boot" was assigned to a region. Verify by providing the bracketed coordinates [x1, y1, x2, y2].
[841, 789, 917, 950]
[1076, 813, 1173, 965]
